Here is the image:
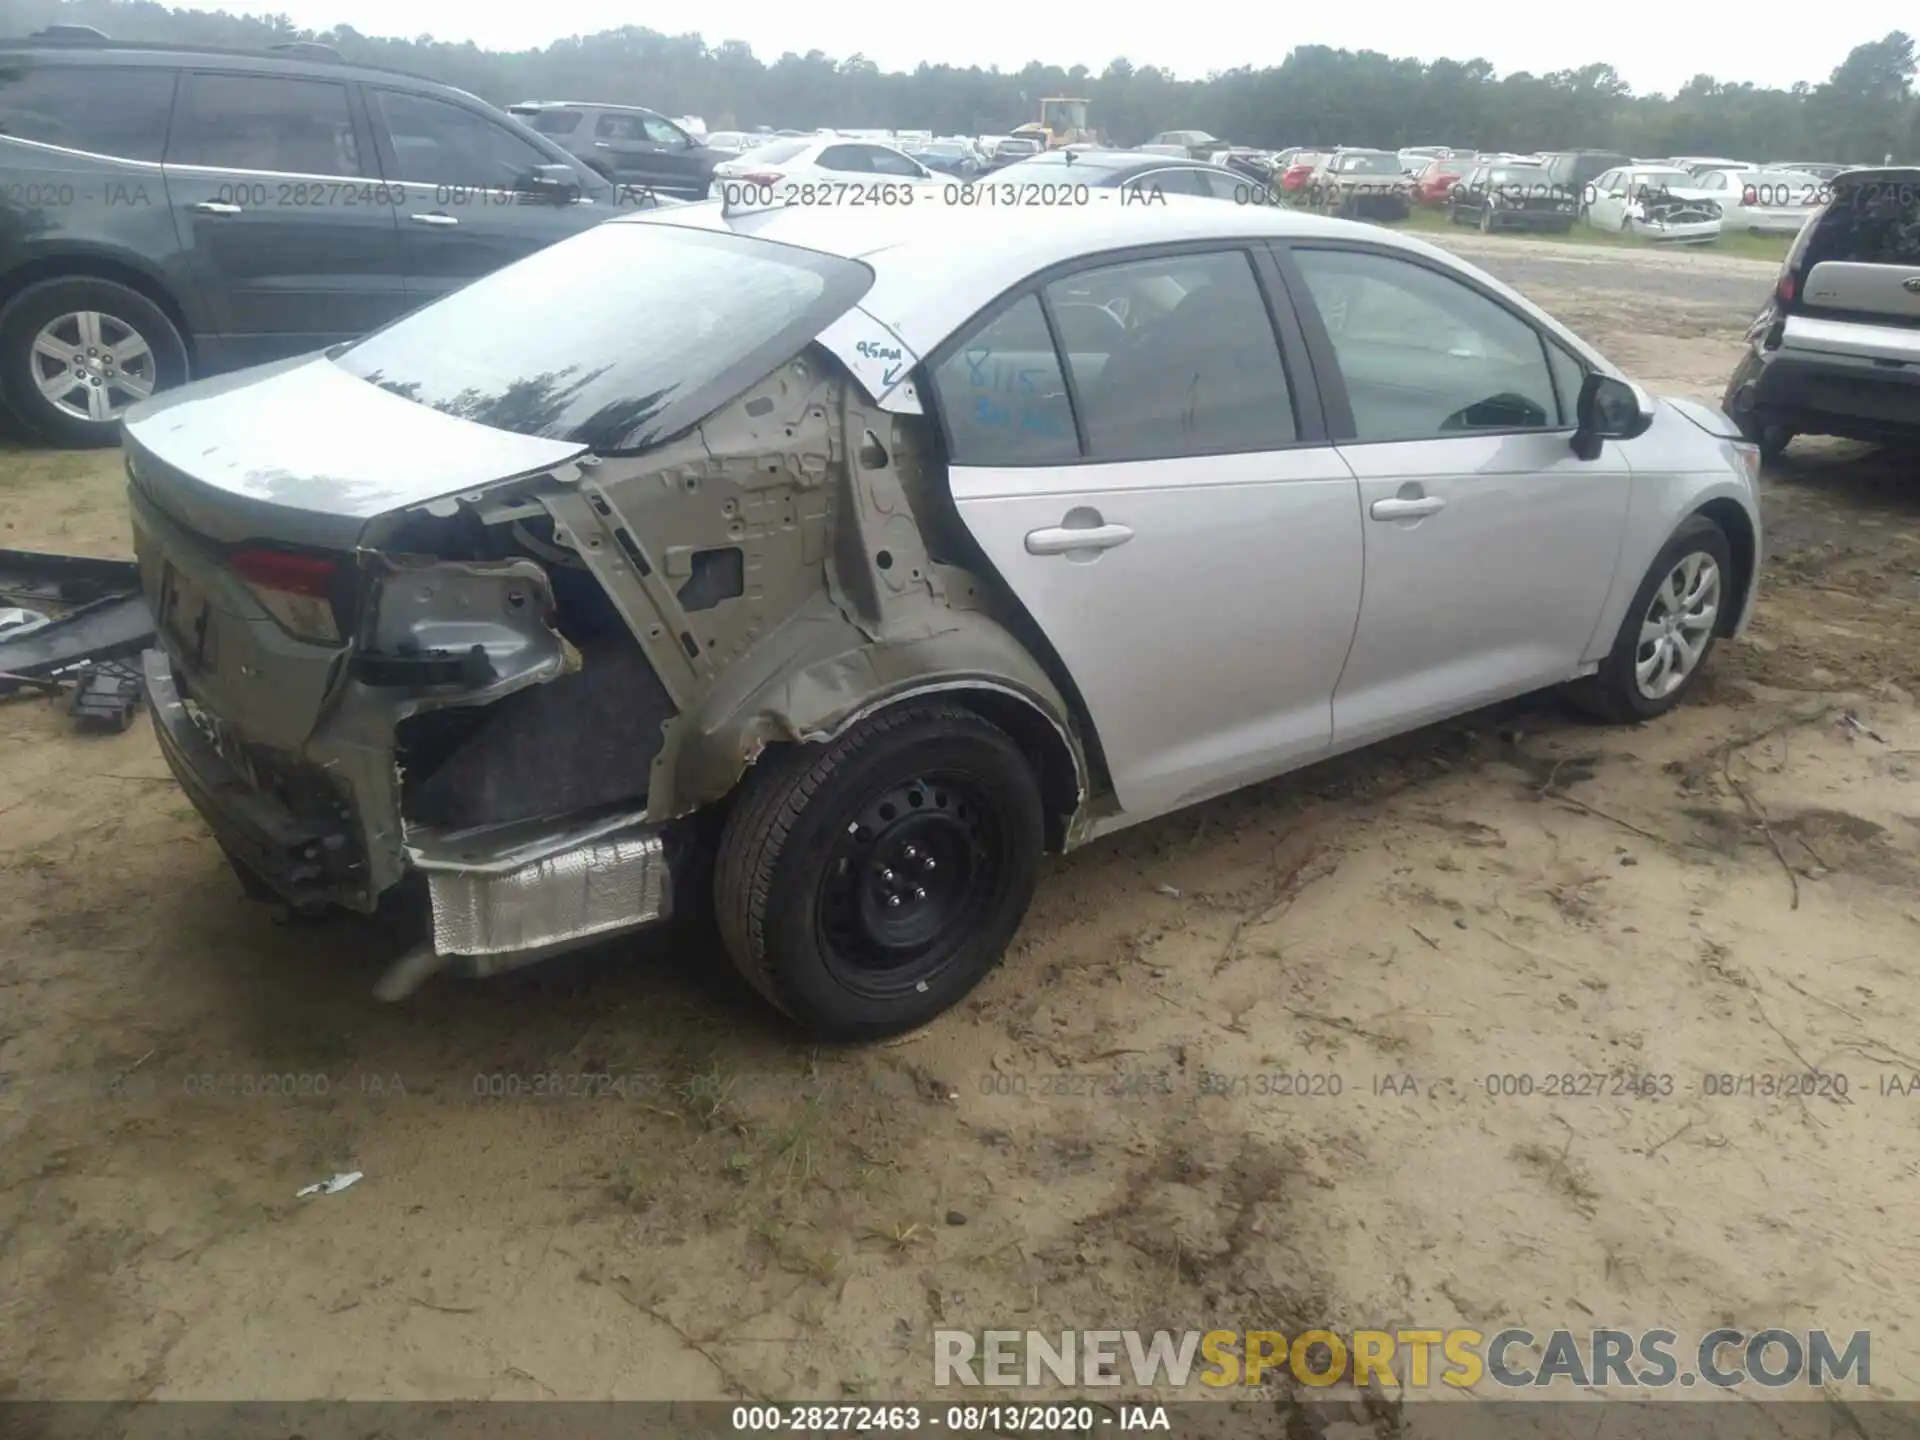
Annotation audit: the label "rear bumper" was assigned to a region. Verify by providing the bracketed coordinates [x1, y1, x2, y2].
[1725, 343, 1920, 446]
[144, 647, 366, 910]
[144, 645, 678, 972]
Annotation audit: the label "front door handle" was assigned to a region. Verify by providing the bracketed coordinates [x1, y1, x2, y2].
[1370, 495, 1446, 520]
[189, 201, 242, 215]
[1025, 522, 1134, 555]
[411, 212, 459, 227]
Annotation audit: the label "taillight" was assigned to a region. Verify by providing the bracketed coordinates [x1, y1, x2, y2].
[1775, 272, 1796, 304]
[229, 547, 342, 644]
[739, 170, 784, 185]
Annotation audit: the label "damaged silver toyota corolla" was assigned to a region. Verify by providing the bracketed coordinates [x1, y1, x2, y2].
[128, 196, 1762, 1038]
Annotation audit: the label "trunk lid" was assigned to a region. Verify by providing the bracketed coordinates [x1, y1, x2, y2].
[124, 356, 586, 753]
[122, 354, 589, 551]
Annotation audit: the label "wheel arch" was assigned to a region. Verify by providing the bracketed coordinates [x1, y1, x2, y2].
[1692, 496, 1758, 638]
[807, 680, 1087, 853]
[646, 601, 1095, 853]
[0, 252, 198, 367]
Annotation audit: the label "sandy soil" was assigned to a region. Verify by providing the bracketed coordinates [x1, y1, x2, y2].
[3, 240, 1919, 1419]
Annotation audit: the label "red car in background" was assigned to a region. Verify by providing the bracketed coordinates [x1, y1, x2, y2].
[1414, 155, 1479, 204]
[1279, 150, 1328, 192]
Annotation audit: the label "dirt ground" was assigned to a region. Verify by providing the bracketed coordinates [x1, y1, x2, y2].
[3, 235, 1920, 1417]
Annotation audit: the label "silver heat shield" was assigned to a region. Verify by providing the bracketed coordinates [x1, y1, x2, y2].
[405, 807, 671, 958]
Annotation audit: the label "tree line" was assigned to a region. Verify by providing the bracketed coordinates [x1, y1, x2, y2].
[12, 0, 1919, 163]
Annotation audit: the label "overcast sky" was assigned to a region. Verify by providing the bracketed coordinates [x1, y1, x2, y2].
[165, 0, 1907, 97]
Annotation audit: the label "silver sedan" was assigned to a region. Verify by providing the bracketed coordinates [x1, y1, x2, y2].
[123, 197, 1763, 1037]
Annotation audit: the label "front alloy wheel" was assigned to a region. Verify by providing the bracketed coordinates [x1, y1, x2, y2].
[1634, 551, 1720, 701]
[1566, 514, 1733, 723]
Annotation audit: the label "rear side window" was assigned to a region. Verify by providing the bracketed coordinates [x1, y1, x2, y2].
[520, 109, 582, 136]
[1047, 250, 1295, 460]
[1805, 179, 1920, 266]
[817, 145, 872, 173]
[0, 63, 177, 163]
[169, 73, 361, 176]
[333, 221, 873, 454]
[929, 294, 1077, 466]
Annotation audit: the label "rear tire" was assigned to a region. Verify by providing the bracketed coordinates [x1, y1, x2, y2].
[713, 702, 1044, 1040]
[1479, 207, 1495, 233]
[0, 276, 189, 448]
[1565, 515, 1732, 724]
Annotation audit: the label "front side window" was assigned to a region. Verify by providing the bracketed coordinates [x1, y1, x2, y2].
[1046, 249, 1296, 460]
[0, 62, 177, 163]
[169, 73, 360, 176]
[373, 90, 552, 187]
[1293, 247, 1561, 442]
[333, 222, 872, 454]
[928, 294, 1077, 466]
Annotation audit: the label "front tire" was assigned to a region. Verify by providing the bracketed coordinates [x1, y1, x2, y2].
[0, 276, 188, 448]
[1566, 515, 1732, 723]
[713, 702, 1044, 1039]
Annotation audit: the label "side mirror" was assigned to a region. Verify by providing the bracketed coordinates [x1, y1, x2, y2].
[518, 164, 582, 203]
[1572, 372, 1653, 460]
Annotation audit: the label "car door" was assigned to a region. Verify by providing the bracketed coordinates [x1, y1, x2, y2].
[363, 87, 608, 307]
[1587, 169, 1627, 228]
[924, 245, 1365, 826]
[1279, 243, 1632, 750]
[587, 109, 708, 194]
[161, 69, 404, 366]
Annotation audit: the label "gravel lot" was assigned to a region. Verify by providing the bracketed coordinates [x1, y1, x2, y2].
[3, 233, 1918, 1418]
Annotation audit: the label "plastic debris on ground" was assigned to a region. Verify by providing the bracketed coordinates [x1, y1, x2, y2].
[296, 1171, 364, 1198]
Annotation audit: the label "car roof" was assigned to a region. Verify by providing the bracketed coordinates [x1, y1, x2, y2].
[511, 100, 662, 114]
[626, 195, 1488, 362]
[0, 35, 461, 92]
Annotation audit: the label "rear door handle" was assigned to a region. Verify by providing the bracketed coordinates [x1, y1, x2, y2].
[1370, 496, 1446, 520]
[411, 212, 459, 227]
[1025, 523, 1134, 555]
[189, 201, 242, 215]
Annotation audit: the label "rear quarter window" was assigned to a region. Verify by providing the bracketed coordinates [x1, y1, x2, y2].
[522, 109, 583, 136]
[0, 62, 178, 163]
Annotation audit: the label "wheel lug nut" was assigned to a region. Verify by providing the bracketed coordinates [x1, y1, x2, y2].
[922, 857, 936, 872]
[913, 887, 926, 900]
[903, 845, 918, 860]
[886, 895, 902, 908]
[880, 868, 895, 884]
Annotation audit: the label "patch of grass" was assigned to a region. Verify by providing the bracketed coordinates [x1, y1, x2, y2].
[611, 1161, 656, 1212]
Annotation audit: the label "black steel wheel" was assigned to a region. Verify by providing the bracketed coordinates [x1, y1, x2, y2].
[713, 701, 1044, 1039]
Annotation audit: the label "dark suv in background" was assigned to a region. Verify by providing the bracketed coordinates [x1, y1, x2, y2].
[505, 101, 728, 197]
[0, 34, 656, 446]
